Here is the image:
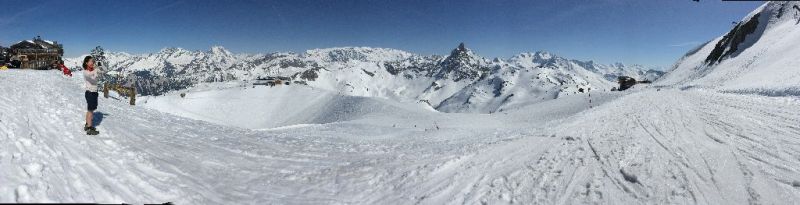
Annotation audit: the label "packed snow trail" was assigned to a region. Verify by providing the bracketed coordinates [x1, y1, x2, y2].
[554, 89, 800, 204]
[1, 70, 799, 204]
[549, 89, 800, 204]
[364, 89, 800, 204]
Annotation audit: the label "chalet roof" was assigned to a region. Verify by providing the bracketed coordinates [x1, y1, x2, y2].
[12, 37, 61, 50]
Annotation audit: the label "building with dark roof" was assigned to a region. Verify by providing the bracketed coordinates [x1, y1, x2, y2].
[8, 36, 64, 69]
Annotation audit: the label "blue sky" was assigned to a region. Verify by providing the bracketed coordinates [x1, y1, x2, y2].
[1, 0, 762, 68]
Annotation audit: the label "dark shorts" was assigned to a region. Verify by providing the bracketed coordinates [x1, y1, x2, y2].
[85, 91, 98, 111]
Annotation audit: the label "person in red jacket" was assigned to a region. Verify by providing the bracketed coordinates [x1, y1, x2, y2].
[58, 59, 72, 77]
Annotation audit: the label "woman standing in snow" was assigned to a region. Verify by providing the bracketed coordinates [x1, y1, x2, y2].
[83, 56, 100, 135]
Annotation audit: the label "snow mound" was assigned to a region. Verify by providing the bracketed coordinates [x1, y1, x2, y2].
[142, 84, 435, 129]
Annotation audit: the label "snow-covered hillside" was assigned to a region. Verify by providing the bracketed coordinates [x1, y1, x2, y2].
[140, 84, 436, 130]
[3, 65, 799, 204]
[65, 43, 663, 113]
[658, 1, 800, 96]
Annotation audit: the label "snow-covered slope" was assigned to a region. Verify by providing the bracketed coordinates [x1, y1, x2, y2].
[658, 2, 800, 95]
[66, 44, 663, 113]
[3, 67, 799, 204]
[141, 84, 435, 130]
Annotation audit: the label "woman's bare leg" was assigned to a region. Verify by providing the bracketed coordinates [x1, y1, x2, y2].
[86, 111, 93, 127]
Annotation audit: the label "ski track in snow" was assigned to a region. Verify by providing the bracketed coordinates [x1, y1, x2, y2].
[1, 70, 799, 204]
[539, 90, 800, 204]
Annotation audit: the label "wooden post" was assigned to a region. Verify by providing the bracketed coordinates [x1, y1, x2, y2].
[103, 83, 109, 98]
[130, 88, 136, 105]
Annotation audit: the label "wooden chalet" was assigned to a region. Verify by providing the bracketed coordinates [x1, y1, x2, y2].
[8, 36, 64, 69]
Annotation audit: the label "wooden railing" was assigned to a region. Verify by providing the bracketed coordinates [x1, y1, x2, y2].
[103, 83, 137, 105]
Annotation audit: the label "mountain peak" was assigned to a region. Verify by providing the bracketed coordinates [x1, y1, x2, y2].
[155, 47, 193, 60]
[158, 47, 186, 54]
[436, 43, 487, 81]
[210, 46, 232, 56]
[512, 51, 557, 61]
[446, 42, 476, 60]
[304, 47, 414, 63]
[533, 51, 554, 60]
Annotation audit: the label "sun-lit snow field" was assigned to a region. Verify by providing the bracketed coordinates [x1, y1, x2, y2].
[2, 69, 799, 204]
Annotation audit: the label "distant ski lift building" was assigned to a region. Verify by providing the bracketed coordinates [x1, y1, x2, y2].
[254, 76, 292, 86]
[616, 76, 652, 91]
[8, 36, 64, 69]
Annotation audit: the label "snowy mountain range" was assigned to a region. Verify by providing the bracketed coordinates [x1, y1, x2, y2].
[66, 43, 663, 113]
[657, 1, 800, 96]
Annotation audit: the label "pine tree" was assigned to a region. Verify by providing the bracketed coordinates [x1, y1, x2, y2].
[90, 46, 110, 92]
[90, 46, 109, 69]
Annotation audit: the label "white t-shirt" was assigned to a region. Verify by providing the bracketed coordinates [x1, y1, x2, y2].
[84, 69, 98, 92]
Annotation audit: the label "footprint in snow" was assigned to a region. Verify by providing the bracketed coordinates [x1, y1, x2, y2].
[23, 163, 44, 178]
